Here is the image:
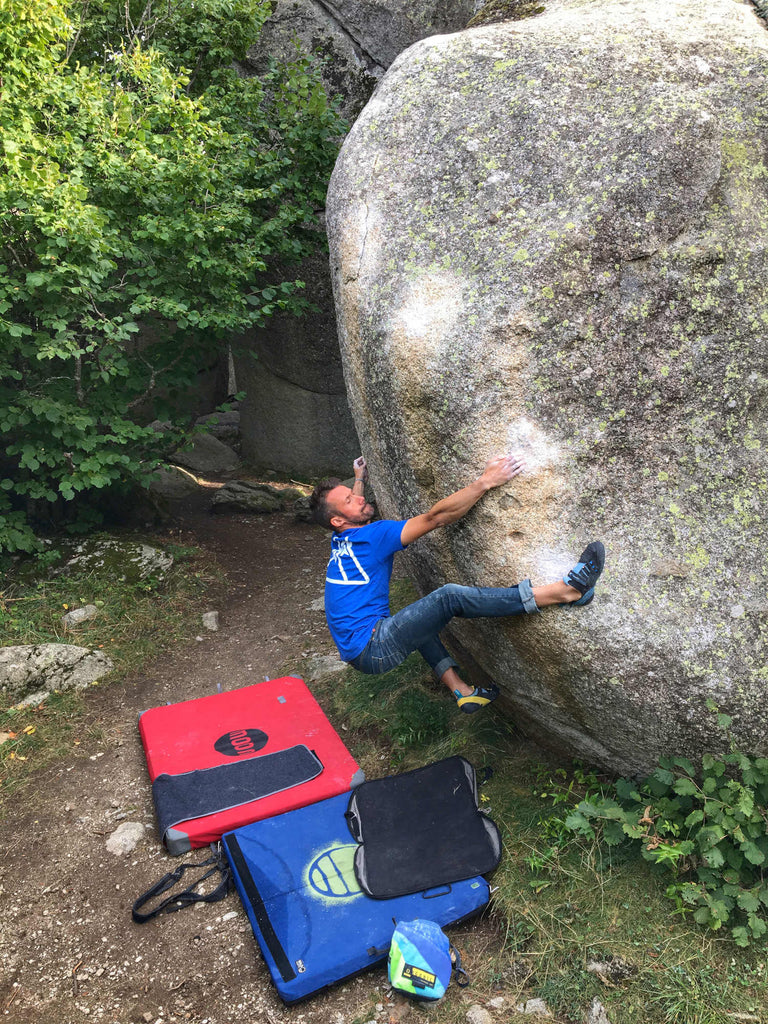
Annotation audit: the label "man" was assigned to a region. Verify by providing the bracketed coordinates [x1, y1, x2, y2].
[310, 454, 605, 714]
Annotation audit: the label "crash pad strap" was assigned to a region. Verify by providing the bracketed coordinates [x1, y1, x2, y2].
[132, 844, 231, 924]
[223, 833, 296, 983]
[346, 756, 501, 899]
[153, 744, 323, 843]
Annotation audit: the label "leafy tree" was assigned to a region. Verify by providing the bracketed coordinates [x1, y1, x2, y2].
[0, 0, 343, 553]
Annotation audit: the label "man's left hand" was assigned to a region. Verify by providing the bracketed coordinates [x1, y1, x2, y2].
[353, 456, 368, 482]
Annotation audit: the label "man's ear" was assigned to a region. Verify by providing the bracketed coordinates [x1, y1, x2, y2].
[329, 513, 345, 532]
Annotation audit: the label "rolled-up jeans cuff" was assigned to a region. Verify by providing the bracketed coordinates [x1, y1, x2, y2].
[519, 578, 539, 614]
[433, 656, 459, 680]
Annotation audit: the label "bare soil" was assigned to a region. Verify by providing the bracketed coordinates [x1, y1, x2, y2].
[0, 501, 504, 1024]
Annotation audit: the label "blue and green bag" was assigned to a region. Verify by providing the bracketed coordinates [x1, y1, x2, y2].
[388, 919, 468, 1001]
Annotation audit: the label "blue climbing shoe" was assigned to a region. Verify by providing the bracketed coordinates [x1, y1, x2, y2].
[563, 541, 605, 606]
[454, 684, 500, 714]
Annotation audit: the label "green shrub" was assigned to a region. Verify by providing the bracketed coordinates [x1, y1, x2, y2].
[563, 710, 768, 946]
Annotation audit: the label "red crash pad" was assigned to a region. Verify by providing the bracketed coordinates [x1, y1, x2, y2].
[139, 677, 363, 854]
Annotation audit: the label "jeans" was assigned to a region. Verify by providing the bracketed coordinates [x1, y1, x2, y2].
[348, 580, 539, 679]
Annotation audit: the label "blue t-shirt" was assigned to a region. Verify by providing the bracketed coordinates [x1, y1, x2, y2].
[324, 519, 408, 661]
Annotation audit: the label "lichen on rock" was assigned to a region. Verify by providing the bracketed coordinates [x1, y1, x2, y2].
[0, 644, 114, 705]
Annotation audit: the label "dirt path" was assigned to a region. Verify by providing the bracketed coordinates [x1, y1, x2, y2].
[0, 503, 500, 1024]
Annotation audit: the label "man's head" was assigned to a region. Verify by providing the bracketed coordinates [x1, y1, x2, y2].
[310, 478, 375, 531]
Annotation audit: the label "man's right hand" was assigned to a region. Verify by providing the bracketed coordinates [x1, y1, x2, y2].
[480, 452, 527, 490]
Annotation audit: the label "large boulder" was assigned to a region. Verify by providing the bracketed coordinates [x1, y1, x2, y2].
[327, 0, 768, 774]
[233, 249, 361, 478]
[243, 0, 477, 119]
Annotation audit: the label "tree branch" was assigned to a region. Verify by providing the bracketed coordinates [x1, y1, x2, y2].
[125, 348, 188, 411]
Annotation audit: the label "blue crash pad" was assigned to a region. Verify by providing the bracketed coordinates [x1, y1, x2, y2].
[223, 791, 490, 1003]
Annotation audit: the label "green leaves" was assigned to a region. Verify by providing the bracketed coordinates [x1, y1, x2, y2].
[557, 713, 768, 946]
[563, 809, 594, 837]
[741, 841, 765, 866]
[0, 0, 344, 553]
[673, 777, 698, 797]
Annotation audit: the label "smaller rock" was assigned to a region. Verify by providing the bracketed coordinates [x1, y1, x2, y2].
[210, 481, 282, 515]
[516, 999, 552, 1018]
[467, 1005, 493, 1024]
[57, 539, 173, 583]
[174, 433, 240, 476]
[61, 605, 99, 629]
[195, 410, 241, 442]
[586, 957, 637, 986]
[308, 597, 325, 613]
[0, 644, 114, 704]
[202, 611, 219, 631]
[106, 821, 145, 856]
[585, 998, 612, 1024]
[279, 486, 306, 502]
[487, 997, 505, 1010]
[147, 466, 201, 500]
[304, 655, 348, 680]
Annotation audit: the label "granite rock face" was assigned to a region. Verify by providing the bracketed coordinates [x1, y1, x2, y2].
[233, 250, 361, 478]
[243, 0, 476, 119]
[327, 0, 768, 773]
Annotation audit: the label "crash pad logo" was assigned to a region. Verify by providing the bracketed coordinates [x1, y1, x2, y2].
[306, 844, 361, 901]
[214, 728, 268, 757]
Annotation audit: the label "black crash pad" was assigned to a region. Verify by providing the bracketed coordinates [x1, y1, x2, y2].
[345, 756, 501, 899]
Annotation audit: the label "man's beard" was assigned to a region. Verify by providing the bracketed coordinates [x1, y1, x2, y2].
[346, 502, 375, 525]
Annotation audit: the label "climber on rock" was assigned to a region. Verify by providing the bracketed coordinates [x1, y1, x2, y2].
[310, 454, 605, 714]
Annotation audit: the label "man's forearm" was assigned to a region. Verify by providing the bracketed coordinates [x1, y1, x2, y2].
[424, 477, 492, 527]
[399, 453, 524, 546]
[352, 456, 367, 496]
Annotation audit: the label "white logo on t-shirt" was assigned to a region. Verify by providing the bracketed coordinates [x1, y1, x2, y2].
[326, 537, 370, 586]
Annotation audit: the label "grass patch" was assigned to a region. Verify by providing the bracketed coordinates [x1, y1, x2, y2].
[0, 532, 220, 803]
[314, 609, 768, 1024]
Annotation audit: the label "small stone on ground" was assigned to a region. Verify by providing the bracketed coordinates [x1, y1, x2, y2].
[105, 821, 145, 856]
[516, 998, 552, 1017]
[466, 1004, 493, 1024]
[586, 997, 612, 1024]
[202, 610, 220, 631]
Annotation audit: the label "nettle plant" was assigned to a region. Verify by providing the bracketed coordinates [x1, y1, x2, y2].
[564, 709, 768, 947]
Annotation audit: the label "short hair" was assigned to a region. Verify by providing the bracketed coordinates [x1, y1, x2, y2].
[310, 477, 344, 529]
